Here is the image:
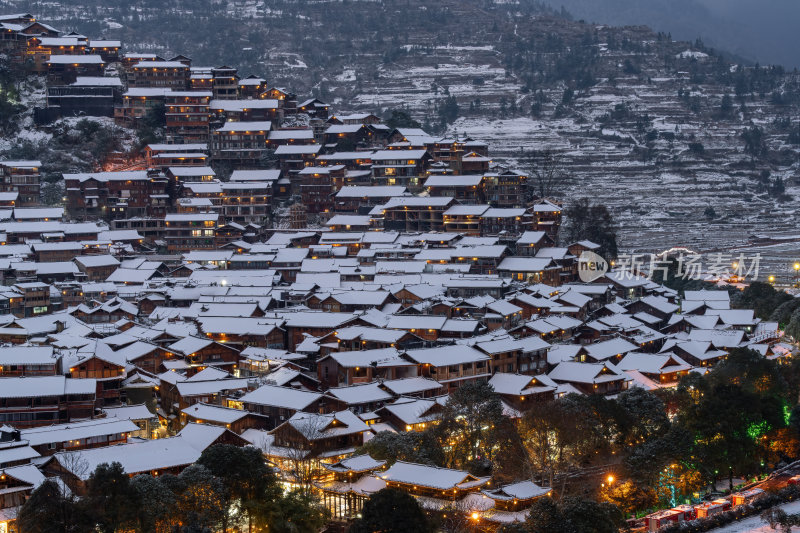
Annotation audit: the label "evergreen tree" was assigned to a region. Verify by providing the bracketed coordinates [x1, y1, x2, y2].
[17, 479, 89, 533]
[198, 444, 282, 530]
[349, 488, 433, 533]
[130, 474, 176, 533]
[83, 462, 138, 533]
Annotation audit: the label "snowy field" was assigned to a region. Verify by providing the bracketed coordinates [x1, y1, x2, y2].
[709, 499, 800, 532]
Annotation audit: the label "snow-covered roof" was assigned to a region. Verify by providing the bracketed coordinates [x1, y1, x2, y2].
[48, 54, 104, 64]
[616, 352, 692, 375]
[215, 121, 272, 133]
[210, 99, 279, 111]
[0, 345, 55, 365]
[583, 337, 638, 361]
[327, 382, 393, 405]
[52, 436, 201, 480]
[488, 372, 557, 396]
[182, 403, 249, 424]
[404, 345, 489, 366]
[132, 60, 188, 68]
[548, 361, 627, 385]
[240, 384, 322, 410]
[168, 166, 215, 177]
[269, 129, 314, 140]
[0, 375, 96, 398]
[274, 144, 322, 155]
[72, 76, 123, 87]
[483, 480, 549, 501]
[323, 454, 385, 474]
[378, 461, 490, 491]
[320, 348, 409, 369]
[102, 404, 155, 421]
[683, 289, 730, 302]
[380, 377, 443, 395]
[230, 169, 281, 182]
[336, 185, 407, 198]
[20, 418, 139, 447]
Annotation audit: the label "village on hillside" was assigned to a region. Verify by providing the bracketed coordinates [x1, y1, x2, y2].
[1, 10, 800, 533]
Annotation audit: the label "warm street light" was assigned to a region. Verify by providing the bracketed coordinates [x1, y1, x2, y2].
[769, 275, 775, 283]
[607, 475, 615, 484]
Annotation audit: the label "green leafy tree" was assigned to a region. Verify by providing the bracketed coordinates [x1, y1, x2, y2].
[787, 308, 800, 342]
[680, 383, 785, 490]
[437, 95, 459, 125]
[137, 102, 166, 148]
[272, 489, 329, 533]
[600, 479, 657, 517]
[741, 125, 767, 161]
[17, 479, 89, 533]
[385, 109, 422, 129]
[615, 387, 670, 447]
[561, 497, 624, 533]
[130, 474, 176, 533]
[0, 59, 24, 135]
[348, 488, 433, 533]
[563, 394, 618, 457]
[524, 496, 623, 533]
[525, 496, 566, 533]
[356, 430, 445, 466]
[733, 281, 792, 319]
[520, 394, 608, 488]
[172, 464, 227, 532]
[625, 426, 693, 485]
[718, 94, 734, 118]
[83, 462, 138, 533]
[707, 348, 789, 401]
[489, 415, 532, 484]
[437, 381, 504, 471]
[197, 444, 282, 531]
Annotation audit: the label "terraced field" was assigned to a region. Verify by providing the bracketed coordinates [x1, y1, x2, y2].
[4, 0, 800, 259]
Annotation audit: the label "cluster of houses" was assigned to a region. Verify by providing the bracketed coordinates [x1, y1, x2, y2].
[0, 10, 790, 532]
[0, 212, 785, 528]
[1, 12, 541, 230]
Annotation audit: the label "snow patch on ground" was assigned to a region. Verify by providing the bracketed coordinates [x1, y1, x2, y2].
[677, 50, 710, 59]
[709, 498, 800, 531]
[335, 69, 356, 82]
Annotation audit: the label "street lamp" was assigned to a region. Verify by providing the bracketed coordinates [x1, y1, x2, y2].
[607, 475, 615, 485]
[769, 275, 776, 284]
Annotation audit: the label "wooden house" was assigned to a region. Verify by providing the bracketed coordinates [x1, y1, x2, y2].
[67, 353, 126, 406]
